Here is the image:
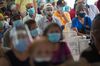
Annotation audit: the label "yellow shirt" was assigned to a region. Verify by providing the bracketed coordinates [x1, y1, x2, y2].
[15, 0, 33, 13]
[53, 11, 71, 31]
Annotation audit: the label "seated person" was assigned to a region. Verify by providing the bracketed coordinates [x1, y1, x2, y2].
[81, 14, 100, 65]
[43, 23, 72, 65]
[30, 36, 54, 66]
[71, 4, 92, 36]
[25, 19, 41, 38]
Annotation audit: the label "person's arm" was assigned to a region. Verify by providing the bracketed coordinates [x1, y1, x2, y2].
[0, 57, 10, 66]
[86, 17, 92, 29]
[61, 12, 71, 23]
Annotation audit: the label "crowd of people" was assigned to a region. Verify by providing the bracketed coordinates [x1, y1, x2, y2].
[0, 0, 100, 66]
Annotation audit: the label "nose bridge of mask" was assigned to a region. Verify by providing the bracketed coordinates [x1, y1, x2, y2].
[13, 20, 23, 27]
[30, 28, 38, 37]
[48, 33, 61, 43]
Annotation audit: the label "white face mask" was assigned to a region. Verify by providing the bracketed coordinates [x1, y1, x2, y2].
[34, 57, 51, 62]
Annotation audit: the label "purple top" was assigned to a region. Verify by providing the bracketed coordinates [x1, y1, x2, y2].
[52, 42, 71, 65]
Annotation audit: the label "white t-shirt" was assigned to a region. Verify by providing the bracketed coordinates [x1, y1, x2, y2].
[88, 5, 99, 21]
[23, 14, 43, 24]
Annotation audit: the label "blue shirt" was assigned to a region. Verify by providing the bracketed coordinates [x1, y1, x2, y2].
[71, 17, 92, 34]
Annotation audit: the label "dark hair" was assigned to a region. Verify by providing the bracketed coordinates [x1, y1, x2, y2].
[91, 13, 100, 30]
[43, 23, 63, 40]
[57, 0, 65, 6]
[25, 19, 36, 30]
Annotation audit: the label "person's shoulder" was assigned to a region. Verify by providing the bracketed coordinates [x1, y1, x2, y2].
[72, 17, 78, 21]
[38, 16, 46, 22]
[36, 13, 43, 16]
[81, 47, 95, 59]
[0, 57, 9, 66]
[85, 16, 91, 20]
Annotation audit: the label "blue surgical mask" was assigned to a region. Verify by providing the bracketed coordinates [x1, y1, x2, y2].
[78, 13, 86, 18]
[62, 5, 70, 12]
[30, 28, 38, 37]
[48, 33, 61, 43]
[13, 20, 23, 27]
[27, 7, 35, 16]
[13, 39, 29, 53]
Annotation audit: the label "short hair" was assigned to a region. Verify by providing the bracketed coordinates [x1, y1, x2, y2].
[43, 3, 54, 10]
[91, 13, 100, 31]
[43, 23, 63, 40]
[25, 19, 36, 30]
[57, 0, 65, 6]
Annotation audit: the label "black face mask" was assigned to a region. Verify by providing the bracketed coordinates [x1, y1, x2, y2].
[78, 13, 86, 18]
[34, 61, 51, 66]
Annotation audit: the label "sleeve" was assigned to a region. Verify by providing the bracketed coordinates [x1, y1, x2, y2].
[60, 42, 71, 57]
[71, 18, 77, 28]
[93, 5, 100, 14]
[65, 12, 71, 23]
[86, 17, 92, 28]
[54, 17, 62, 26]
[37, 18, 43, 34]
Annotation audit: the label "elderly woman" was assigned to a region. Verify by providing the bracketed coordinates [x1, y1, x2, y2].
[71, 3, 92, 36]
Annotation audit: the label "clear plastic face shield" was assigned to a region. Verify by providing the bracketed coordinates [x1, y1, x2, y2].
[45, 7, 53, 17]
[10, 25, 33, 53]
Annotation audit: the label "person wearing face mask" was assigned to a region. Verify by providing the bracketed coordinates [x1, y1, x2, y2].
[25, 19, 41, 38]
[53, 0, 71, 32]
[71, 4, 92, 36]
[0, 24, 33, 66]
[38, 3, 62, 34]
[76, 0, 99, 21]
[43, 23, 73, 65]
[30, 36, 54, 66]
[23, 3, 43, 24]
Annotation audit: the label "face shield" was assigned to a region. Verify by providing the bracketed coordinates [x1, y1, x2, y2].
[45, 7, 53, 17]
[10, 25, 33, 53]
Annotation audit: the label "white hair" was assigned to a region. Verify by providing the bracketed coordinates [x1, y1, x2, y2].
[43, 3, 54, 11]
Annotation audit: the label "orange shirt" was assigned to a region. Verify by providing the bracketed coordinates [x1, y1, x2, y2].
[53, 11, 71, 31]
[53, 11, 71, 25]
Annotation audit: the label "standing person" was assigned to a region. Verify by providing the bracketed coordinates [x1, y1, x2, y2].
[38, 3, 62, 33]
[0, 24, 33, 66]
[53, 0, 71, 31]
[71, 4, 92, 36]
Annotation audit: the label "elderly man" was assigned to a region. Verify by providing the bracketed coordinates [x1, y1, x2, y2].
[38, 3, 62, 34]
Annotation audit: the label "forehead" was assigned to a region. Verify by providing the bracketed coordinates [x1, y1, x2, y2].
[47, 26, 61, 32]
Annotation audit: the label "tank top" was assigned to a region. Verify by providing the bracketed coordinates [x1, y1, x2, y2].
[5, 50, 31, 66]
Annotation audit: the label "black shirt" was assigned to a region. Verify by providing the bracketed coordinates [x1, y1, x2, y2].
[81, 45, 100, 63]
[5, 50, 31, 66]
